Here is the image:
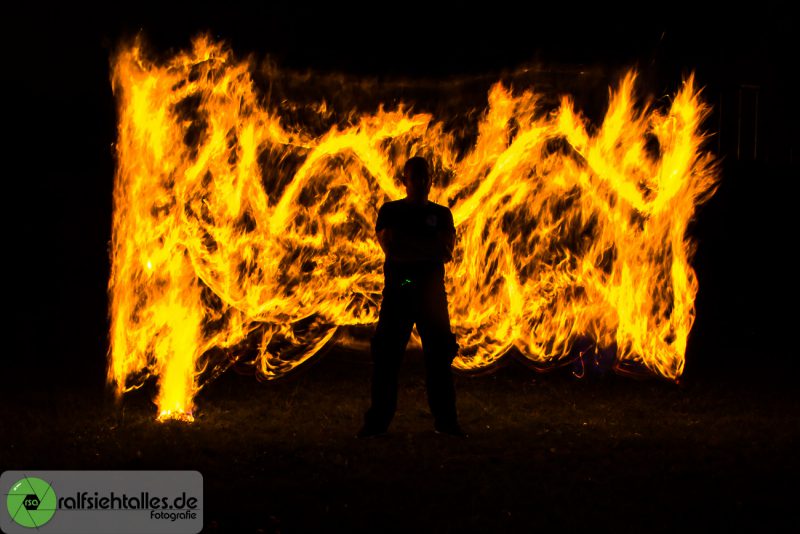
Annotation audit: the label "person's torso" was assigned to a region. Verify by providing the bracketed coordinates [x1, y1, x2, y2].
[379, 199, 452, 286]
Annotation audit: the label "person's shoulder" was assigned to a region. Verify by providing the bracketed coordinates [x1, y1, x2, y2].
[377, 199, 402, 215]
[428, 201, 455, 228]
[428, 201, 453, 216]
[380, 199, 405, 210]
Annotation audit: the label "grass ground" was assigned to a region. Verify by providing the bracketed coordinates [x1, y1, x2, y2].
[2, 347, 798, 532]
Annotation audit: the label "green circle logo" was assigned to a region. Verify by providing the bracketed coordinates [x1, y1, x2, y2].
[7, 477, 57, 528]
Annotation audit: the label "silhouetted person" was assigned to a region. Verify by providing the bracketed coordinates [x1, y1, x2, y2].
[357, 156, 465, 438]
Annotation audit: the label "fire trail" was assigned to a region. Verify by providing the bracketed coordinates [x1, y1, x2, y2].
[109, 37, 718, 420]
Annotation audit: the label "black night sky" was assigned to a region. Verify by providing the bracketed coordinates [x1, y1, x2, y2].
[2, 2, 798, 532]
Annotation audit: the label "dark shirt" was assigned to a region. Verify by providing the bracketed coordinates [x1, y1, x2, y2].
[376, 199, 455, 288]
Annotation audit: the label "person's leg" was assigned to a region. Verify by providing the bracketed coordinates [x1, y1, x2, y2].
[416, 281, 460, 430]
[362, 290, 414, 433]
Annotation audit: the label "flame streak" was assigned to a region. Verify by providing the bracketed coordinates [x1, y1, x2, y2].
[109, 38, 717, 419]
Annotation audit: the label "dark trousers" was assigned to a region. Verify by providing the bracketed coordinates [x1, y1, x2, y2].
[363, 274, 459, 431]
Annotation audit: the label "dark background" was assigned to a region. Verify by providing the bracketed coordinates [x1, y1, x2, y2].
[2, 2, 798, 532]
[3, 0, 796, 416]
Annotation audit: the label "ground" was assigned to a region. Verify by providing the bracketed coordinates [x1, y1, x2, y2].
[2, 346, 797, 533]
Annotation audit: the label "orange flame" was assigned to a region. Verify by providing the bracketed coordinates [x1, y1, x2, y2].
[109, 37, 718, 420]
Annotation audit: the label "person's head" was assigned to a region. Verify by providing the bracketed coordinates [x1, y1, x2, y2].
[402, 156, 431, 202]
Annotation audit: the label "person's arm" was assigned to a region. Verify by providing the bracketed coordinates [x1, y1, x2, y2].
[437, 208, 456, 263]
[439, 226, 455, 262]
[377, 227, 392, 255]
[375, 204, 392, 256]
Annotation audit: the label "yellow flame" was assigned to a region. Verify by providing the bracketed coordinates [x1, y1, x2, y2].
[109, 37, 718, 420]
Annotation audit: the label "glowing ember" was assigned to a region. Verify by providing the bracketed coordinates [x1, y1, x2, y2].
[109, 37, 718, 420]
